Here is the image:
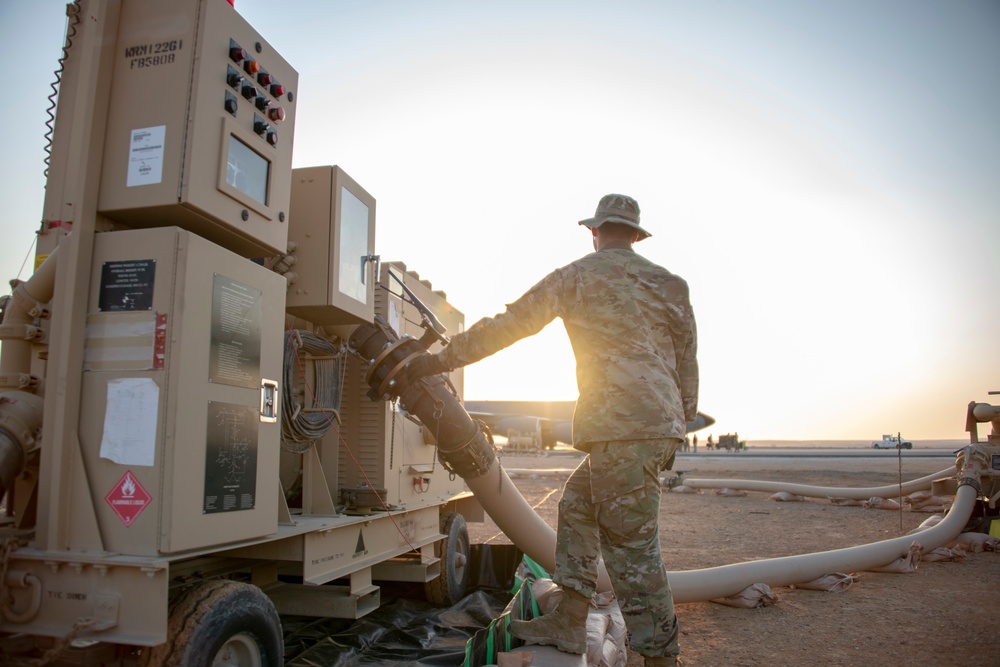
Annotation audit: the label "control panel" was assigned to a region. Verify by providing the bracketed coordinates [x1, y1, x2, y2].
[97, 0, 298, 257]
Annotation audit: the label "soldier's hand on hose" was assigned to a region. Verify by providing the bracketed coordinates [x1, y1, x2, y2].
[406, 353, 450, 383]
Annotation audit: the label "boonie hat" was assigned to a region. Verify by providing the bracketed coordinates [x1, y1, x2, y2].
[578, 193, 651, 240]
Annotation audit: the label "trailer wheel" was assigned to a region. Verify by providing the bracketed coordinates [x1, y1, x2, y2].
[140, 580, 282, 667]
[425, 511, 470, 607]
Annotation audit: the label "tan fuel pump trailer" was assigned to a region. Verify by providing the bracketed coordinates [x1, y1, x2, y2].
[0, 1, 485, 663]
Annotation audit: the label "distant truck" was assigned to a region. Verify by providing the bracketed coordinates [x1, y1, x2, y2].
[872, 434, 913, 449]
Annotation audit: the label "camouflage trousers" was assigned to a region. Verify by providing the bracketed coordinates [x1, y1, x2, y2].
[553, 438, 682, 658]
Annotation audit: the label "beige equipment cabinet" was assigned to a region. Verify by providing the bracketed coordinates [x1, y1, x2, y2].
[285, 166, 378, 325]
[98, 0, 298, 257]
[79, 227, 285, 556]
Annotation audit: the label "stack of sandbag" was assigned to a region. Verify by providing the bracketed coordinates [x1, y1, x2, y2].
[529, 579, 628, 667]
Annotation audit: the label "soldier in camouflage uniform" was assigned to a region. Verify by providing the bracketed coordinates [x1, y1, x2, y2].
[409, 194, 698, 666]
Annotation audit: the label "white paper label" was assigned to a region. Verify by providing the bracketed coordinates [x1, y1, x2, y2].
[100, 377, 159, 466]
[126, 125, 166, 187]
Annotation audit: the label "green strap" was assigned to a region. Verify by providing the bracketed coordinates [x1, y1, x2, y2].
[485, 618, 496, 660]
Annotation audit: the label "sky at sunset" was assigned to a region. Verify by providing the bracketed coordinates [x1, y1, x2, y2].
[1, 0, 997, 441]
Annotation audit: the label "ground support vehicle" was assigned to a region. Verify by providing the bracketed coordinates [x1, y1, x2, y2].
[717, 433, 746, 451]
[0, 1, 484, 662]
[872, 434, 913, 449]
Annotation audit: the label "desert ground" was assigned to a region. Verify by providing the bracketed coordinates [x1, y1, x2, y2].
[472, 447, 1000, 667]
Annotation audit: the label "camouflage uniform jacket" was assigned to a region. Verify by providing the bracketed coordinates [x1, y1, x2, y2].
[437, 246, 698, 448]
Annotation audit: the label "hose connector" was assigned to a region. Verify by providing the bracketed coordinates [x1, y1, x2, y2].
[349, 319, 496, 478]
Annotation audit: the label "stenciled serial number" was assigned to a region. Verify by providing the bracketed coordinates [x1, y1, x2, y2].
[124, 39, 183, 70]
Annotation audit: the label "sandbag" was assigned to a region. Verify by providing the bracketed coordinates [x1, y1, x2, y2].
[866, 542, 921, 573]
[794, 572, 860, 593]
[768, 491, 805, 502]
[496, 653, 534, 666]
[586, 609, 611, 667]
[947, 532, 1000, 553]
[528, 578, 627, 667]
[711, 583, 779, 608]
[905, 494, 953, 512]
[922, 544, 966, 562]
[601, 603, 628, 667]
[715, 488, 748, 497]
[828, 496, 866, 506]
[863, 496, 900, 510]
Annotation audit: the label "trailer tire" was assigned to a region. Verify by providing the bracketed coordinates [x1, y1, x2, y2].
[425, 511, 470, 607]
[140, 580, 282, 667]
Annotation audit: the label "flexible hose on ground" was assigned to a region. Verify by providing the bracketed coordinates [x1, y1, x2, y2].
[666, 483, 977, 602]
[679, 467, 955, 499]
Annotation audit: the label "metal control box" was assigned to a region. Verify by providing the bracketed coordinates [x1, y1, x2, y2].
[78, 227, 286, 555]
[285, 166, 378, 325]
[98, 0, 298, 257]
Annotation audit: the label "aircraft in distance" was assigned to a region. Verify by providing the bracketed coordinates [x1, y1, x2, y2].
[464, 400, 715, 452]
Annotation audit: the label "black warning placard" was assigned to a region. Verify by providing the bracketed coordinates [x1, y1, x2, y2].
[203, 401, 258, 514]
[98, 259, 156, 311]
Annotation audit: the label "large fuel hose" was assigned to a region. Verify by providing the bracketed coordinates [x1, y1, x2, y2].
[678, 468, 955, 499]
[349, 319, 614, 591]
[348, 319, 980, 602]
[668, 482, 976, 602]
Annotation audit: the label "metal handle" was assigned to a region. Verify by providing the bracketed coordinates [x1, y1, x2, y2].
[260, 379, 278, 423]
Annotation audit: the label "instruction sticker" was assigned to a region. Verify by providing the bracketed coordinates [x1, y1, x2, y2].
[127, 125, 165, 187]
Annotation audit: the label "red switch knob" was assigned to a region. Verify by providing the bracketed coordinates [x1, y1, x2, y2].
[230, 46, 246, 63]
[244, 59, 260, 75]
[267, 106, 285, 122]
[257, 71, 273, 86]
[270, 83, 285, 99]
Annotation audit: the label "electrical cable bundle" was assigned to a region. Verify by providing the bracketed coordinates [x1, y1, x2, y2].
[281, 329, 344, 453]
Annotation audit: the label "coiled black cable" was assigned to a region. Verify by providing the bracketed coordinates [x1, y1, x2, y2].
[281, 330, 344, 453]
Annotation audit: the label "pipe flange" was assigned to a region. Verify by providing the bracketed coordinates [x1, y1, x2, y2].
[364, 339, 405, 384]
[376, 348, 426, 398]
